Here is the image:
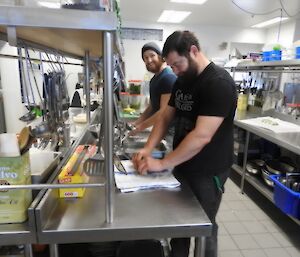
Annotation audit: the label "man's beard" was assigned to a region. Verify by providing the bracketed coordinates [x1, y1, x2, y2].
[146, 60, 163, 73]
[178, 57, 198, 83]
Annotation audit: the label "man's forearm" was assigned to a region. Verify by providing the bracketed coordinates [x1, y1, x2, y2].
[161, 129, 210, 169]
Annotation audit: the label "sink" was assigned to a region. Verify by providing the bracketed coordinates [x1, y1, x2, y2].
[123, 140, 168, 159]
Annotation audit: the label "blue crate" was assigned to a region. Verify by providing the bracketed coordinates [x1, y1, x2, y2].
[270, 50, 282, 61]
[262, 51, 271, 61]
[270, 175, 300, 219]
[296, 46, 300, 59]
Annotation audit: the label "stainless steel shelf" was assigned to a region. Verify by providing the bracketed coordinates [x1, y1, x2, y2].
[232, 164, 273, 202]
[232, 164, 300, 225]
[0, 6, 118, 58]
[234, 119, 300, 156]
[235, 59, 300, 69]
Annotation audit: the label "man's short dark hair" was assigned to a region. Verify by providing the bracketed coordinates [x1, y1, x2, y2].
[162, 30, 201, 58]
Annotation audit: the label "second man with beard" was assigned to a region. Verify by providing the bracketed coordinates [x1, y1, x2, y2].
[129, 42, 177, 135]
[133, 31, 237, 257]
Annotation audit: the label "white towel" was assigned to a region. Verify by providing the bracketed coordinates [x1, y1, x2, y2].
[239, 116, 300, 133]
[114, 160, 180, 193]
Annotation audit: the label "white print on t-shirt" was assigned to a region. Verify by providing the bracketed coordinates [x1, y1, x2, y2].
[175, 89, 193, 111]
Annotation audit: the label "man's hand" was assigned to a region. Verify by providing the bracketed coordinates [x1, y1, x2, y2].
[135, 156, 165, 175]
[132, 148, 151, 170]
[128, 124, 142, 136]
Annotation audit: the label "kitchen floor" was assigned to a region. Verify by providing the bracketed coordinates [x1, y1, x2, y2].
[188, 173, 300, 257]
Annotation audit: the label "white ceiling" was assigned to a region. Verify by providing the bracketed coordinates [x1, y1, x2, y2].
[120, 0, 300, 28]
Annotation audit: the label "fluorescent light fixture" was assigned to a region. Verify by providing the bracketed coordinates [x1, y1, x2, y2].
[170, 0, 208, 4]
[251, 17, 289, 28]
[157, 10, 191, 23]
[38, 1, 61, 9]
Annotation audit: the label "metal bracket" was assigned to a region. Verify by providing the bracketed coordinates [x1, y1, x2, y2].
[7, 26, 17, 47]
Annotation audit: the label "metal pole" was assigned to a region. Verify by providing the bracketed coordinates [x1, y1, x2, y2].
[240, 131, 250, 193]
[85, 51, 91, 124]
[24, 244, 33, 257]
[103, 31, 114, 224]
[49, 244, 59, 257]
[194, 237, 206, 257]
[0, 183, 105, 190]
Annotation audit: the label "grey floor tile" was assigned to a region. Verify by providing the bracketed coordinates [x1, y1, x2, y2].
[242, 200, 260, 210]
[263, 248, 291, 257]
[241, 221, 268, 234]
[219, 235, 238, 251]
[272, 232, 293, 247]
[285, 247, 300, 257]
[223, 221, 248, 235]
[235, 210, 258, 221]
[218, 222, 229, 236]
[219, 201, 230, 211]
[250, 209, 271, 221]
[223, 192, 242, 201]
[217, 210, 239, 222]
[219, 250, 243, 257]
[227, 201, 248, 210]
[232, 234, 260, 250]
[252, 233, 281, 248]
[259, 220, 282, 233]
[242, 249, 267, 257]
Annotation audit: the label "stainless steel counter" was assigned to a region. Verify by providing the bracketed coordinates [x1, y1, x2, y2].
[234, 110, 300, 155]
[233, 110, 300, 225]
[35, 181, 212, 244]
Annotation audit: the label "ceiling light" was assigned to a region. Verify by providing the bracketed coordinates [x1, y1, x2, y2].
[38, 1, 61, 9]
[170, 0, 208, 4]
[251, 17, 289, 28]
[157, 10, 191, 23]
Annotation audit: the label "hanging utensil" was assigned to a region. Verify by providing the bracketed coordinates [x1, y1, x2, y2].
[25, 47, 44, 116]
[18, 47, 36, 122]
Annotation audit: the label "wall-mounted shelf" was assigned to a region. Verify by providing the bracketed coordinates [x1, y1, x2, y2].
[0, 6, 118, 58]
[231, 59, 300, 71]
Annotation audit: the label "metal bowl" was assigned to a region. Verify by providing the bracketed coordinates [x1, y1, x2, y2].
[265, 159, 295, 175]
[261, 168, 274, 187]
[246, 160, 263, 175]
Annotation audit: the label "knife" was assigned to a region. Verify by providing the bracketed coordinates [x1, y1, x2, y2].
[114, 155, 127, 175]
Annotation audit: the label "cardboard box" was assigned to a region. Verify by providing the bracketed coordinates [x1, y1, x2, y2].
[58, 145, 96, 198]
[0, 152, 32, 223]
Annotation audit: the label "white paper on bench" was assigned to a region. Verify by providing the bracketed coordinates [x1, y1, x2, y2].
[114, 160, 180, 193]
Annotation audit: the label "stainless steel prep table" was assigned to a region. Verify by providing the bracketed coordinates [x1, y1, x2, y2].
[35, 179, 212, 256]
[234, 112, 300, 155]
[233, 110, 300, 224]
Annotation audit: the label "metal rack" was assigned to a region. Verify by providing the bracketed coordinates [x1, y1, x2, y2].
[0, 3, 117, 250]
[230, 60, 300, 225]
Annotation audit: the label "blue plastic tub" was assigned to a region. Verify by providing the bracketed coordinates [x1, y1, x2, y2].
[262, 51, 271, 61]
[270, 175, 300, 219]
[270, 50, 282, 61]
[296, 46, 300, 59]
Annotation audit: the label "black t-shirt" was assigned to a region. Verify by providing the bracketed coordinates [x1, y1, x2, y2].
[149, 67, 177, 115]
[168, 62, 237, 174]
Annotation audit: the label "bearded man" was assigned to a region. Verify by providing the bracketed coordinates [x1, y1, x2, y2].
[130, 42, 177, 134]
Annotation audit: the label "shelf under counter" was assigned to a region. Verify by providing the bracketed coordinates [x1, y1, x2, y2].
[232, 164, 273, 202]
[34, 177, 212, 244]
[231, 164, 300, 225]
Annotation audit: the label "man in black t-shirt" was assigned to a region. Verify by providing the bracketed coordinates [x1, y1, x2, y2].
[133, 31, 237, 257]
[130, 42, 177, 135]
